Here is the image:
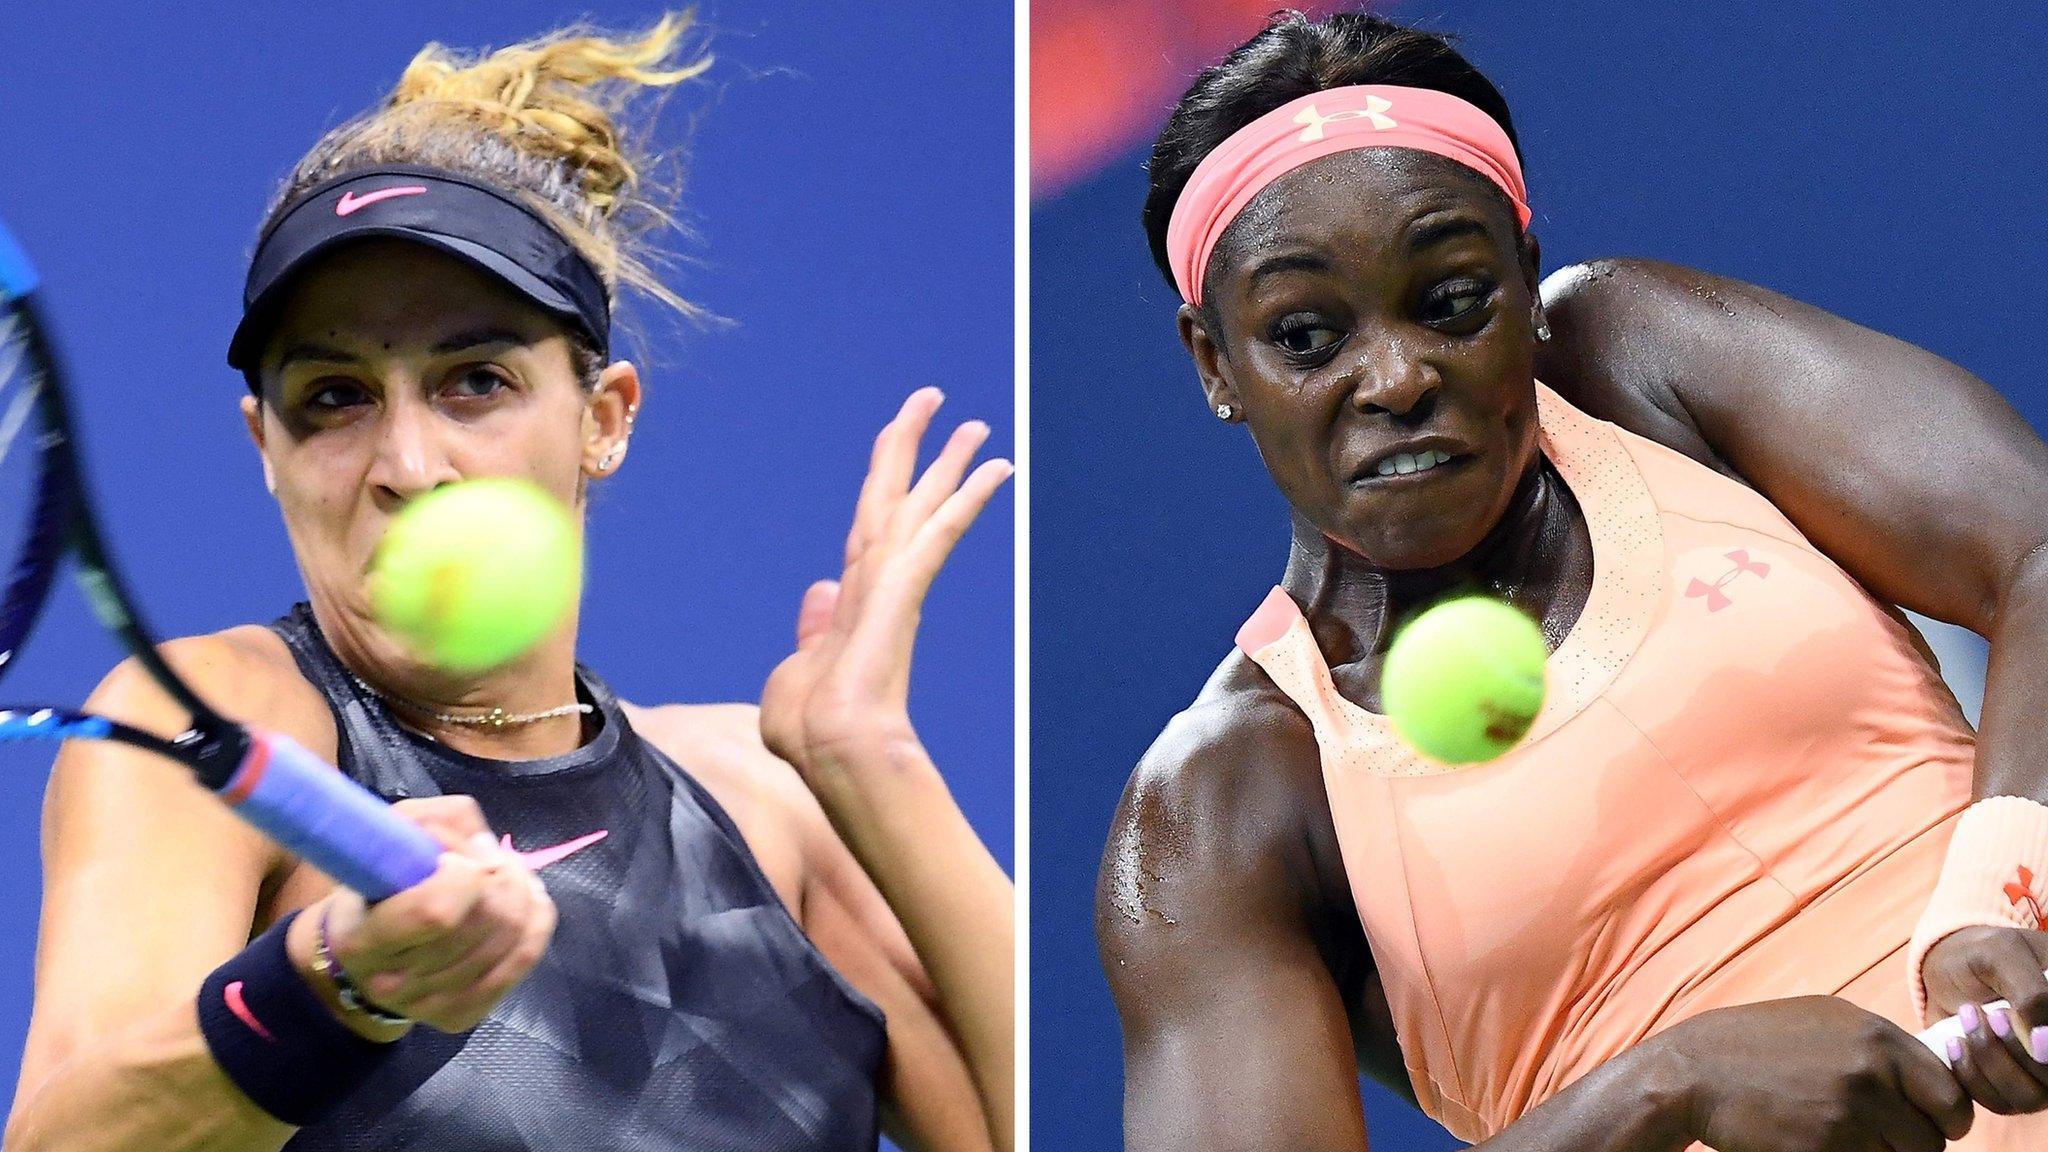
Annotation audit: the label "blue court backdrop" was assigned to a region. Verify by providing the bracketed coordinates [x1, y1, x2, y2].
[1033, 3, 2043, 1149]
[0, 0, 1012, 1121]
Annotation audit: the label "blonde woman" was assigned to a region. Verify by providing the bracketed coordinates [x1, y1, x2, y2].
[4, 15, 1011, 1152]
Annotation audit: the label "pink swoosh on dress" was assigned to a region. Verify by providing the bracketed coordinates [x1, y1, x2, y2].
[501, 829, 609, 871]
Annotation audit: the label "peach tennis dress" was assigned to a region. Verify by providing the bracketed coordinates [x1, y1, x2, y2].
[1234, 383, 2041, 1148]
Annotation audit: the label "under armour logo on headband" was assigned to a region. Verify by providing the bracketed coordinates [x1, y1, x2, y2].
[1293, 96, 1397, 142]
[1165, 85, 1529, 306]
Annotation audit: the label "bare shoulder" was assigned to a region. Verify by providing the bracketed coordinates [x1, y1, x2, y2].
[1541, 256, 1809, 319]
[621, 700, 769, 760]
[1539, 256, 1755, 330]
[42, 623, 337, 933]
[1534, 259, 1734, 470]
[618, 701, 815, 903]
[1113, 654, 1328, 850]
[82, 623, 331, 751]
[620, 701, 817, 816]
[1535, 257, 1906, 482]
[1098, 654, 1337, 951]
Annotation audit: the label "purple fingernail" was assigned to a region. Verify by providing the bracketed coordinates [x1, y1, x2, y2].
[1961, 1002, 1982, 1033]
[2033, 1026, 2048, 1063]
[1949, 1036, 1966, 1064]
[1992, 1007, 2015, 1038]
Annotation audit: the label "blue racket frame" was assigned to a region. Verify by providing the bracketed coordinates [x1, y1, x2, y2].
[0, 218, 439, 901]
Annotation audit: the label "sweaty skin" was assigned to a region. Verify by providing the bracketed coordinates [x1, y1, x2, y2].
[1103, 145, 2048, 1151]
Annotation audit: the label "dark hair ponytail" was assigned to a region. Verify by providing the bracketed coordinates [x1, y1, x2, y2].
[1142, 10, 1520, 288]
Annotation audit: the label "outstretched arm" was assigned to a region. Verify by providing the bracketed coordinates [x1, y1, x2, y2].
[761, 387, 1015, 1149]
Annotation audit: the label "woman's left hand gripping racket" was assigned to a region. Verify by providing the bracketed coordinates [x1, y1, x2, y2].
[0, 218, 440, 901]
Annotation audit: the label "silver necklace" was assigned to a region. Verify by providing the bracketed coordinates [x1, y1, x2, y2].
[348, 672, 593, 729]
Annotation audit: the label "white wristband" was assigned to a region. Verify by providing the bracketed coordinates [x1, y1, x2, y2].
[1906, 796, 2048, 1026]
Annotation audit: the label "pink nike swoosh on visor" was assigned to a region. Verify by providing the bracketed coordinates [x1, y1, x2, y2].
[335, 186, 427, 216]
[501, 829, 609, 871]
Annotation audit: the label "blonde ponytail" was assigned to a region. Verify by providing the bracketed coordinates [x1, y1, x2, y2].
[266, 11, 710, 339]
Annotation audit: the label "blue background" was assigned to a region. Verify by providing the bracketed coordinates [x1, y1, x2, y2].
[0, 0, 1013, 1121]
[1032, 3, 2040, 1149]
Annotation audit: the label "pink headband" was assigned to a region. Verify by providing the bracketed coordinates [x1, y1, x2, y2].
[1165, 85, 1531, 306]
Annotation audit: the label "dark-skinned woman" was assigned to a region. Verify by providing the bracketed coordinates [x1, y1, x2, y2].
[1100, 11, 2048, 1152]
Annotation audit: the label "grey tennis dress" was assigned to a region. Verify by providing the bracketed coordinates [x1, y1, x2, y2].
[270, 604, 886, 1151]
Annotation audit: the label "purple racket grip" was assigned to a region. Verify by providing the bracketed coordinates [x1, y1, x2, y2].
[218, 731, 442, 901]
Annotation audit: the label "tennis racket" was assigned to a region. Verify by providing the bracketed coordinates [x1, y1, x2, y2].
[0, 217, 440, 901]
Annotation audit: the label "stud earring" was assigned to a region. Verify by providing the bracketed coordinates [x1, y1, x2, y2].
[598, 442, 625, 472]
[1535, 318, 1552, 342]
[1215, 403, 1235, 421]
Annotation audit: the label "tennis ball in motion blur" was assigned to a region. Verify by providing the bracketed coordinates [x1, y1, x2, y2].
[370, 478, 581, 673]
[1382, 597, 1548, 765]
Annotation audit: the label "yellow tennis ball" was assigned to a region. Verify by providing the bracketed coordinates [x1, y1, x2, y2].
[1382, 597, 1548, 765]
[370, 478, 581, 673]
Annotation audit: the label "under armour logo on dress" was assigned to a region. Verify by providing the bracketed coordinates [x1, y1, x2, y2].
[1293, 96, 1397, 141]
[2007, 865, 2044, 925]
[1686, 549, 1771, 612]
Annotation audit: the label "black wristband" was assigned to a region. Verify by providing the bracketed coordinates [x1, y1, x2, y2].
[196, 910, 398, 1125]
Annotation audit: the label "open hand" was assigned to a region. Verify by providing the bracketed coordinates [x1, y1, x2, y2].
[760, 387, 1011, 779]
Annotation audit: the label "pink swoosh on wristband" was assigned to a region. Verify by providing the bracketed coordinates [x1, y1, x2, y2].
[501, 829, 608, 872]
[224, 980, 275, 1041]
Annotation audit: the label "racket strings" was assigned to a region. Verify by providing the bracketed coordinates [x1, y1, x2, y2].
[0, 309, 59, 673]
[0, 315, 37, 471]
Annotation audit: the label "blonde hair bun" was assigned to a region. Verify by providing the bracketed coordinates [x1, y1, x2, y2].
[267, 11, 709, 330]
[389, 12, 709, 215]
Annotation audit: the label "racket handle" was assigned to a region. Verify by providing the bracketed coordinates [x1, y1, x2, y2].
[1916, 973, 2048, 1065]
[218, 731, 442, 902]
